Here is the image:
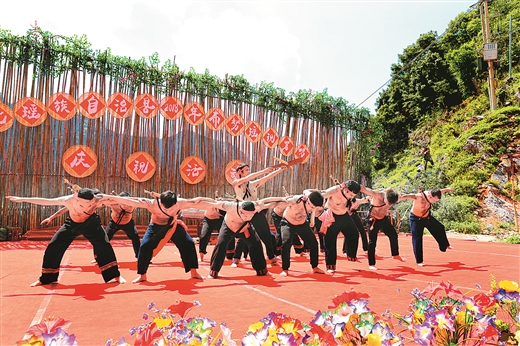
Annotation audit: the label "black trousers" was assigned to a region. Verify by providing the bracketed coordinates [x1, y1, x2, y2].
[279, 219, 319, 271]
[39, 214, 120, 284]
[209, 221, 267, 276]
[367, 216, 399, 266]
[137, 222, 198, 274]
[105, 218, 141, 258]
[198, 216, 224, 254]
[324, 212, 358, 270]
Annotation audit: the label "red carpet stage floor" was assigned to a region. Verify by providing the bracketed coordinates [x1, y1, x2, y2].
[1, 233, 519, 345]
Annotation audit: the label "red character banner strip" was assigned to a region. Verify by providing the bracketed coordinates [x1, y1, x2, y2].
[0, 102, 15, 132]
[205, 108, 226, 131]
[183, 102, 205, 126]
[160, 96, 183, 120]
[47, 92, 78, 121]
[262, 127, 279, 149]
[180, 156, 206, 184]
[294, 143, 311, 164]
[78, 92, 107, 119]
[62, 145, 98, 178]
[225, 114, 244, 137]
[126, 152, 156, 182]
[279, 136, 295, 156]
[135, 94, 159, 119]
[107, 92, 133, 119]
[244, 121, 262, 143]
[225, 160, 244, 185]
[14, 97, 47, 127]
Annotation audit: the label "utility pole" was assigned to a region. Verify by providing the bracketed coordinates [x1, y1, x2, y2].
[480, 0, 497, 110]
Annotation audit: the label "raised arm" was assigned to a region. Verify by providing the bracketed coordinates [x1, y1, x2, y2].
[250, 166, 287, 187]
[232, 166, 280, 187]
[41, 207, 68, 226]
[359, 185, 378, 198]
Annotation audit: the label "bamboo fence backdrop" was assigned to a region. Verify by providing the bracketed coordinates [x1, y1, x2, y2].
[0, 47, 351, 232]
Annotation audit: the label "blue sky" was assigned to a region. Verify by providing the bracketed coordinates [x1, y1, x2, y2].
[0, 1, 475, 113]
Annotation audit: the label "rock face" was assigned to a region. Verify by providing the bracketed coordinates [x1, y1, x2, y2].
[482, 186, 517, 224]
[478, 156, 520, 234]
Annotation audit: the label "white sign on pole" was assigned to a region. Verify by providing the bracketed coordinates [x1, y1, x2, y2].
[483, 42, 498, 61]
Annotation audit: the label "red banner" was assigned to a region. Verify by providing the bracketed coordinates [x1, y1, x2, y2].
[107, 92, 133, 118]
[0, 103, 14, 132]
[47, 92, 78, 121]
[160, 96, 183, 120]
[62, 145, 98, 178]
[78, 92, 106, 119]
[14, 97, 47, 127]
[135, 94, 159, 119]
[126, 152, 156, 182]
[180, 156, 206, 184]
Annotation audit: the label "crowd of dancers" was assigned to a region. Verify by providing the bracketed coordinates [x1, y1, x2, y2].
[6, 163, 454, 286]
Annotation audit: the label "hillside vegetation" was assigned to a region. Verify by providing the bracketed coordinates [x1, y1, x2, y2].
[367, 0, 520, 243]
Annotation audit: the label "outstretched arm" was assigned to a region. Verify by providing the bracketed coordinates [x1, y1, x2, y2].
[41, 207, 68, 226]
[6, 195, 71, 206]
[232, 166, 283, 187]
[250, 166, 287, 187]
[398, 193, 417, 201]
[256, 196, 289, 210]
[100, 194, 150, 209]
[440, 187, 455, 194]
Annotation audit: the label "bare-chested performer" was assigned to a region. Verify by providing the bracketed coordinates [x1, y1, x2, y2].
[273, 186, 307, 257]
[400, 187, 454, 266]
[359, 186, 406, 270]
[6, 188, 126, 286]
[305, 179, 361, 273]
[42, 191, 142, 260]
[100, 190, 212, 283]
[194, 196, 287, 278]
[278, 191, 326, 276]
[231, 163, 287, 266]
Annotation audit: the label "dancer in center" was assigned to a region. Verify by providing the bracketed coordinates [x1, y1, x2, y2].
[305, 179, 361, 273]
[193, 196, 289, 278]
[278, 191, 326, 276]
[100, 190, 211, 283]
[231, 163, 287, 266]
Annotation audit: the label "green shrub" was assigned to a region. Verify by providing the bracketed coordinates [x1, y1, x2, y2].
[445, 220, 482, 234]
[503, 233, 520, 244]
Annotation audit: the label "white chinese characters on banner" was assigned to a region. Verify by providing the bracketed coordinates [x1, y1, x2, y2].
[70, 151, 91, 169]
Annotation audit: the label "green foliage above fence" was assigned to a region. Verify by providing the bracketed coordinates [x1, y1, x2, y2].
[0, 26, 371, 130]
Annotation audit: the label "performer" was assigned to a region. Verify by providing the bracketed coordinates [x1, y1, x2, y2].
[198, 191, 226, 262]
[305, 179, 361, 273]
[278, 191, 326, 276]
[6, 188, 126, 286]
[194, 196, 288, 279]
[231, 162, 287, 266]
[41, 190, 142, 260]
[273, 186, 307, 257]
[359, 186, 406, 270]
[100, 190, 211, 283]
[401, 187, 454, 266]
[343, 196, 371, 255]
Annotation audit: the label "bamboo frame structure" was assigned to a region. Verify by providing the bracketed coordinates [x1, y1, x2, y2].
[0, 51, 355, 232]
